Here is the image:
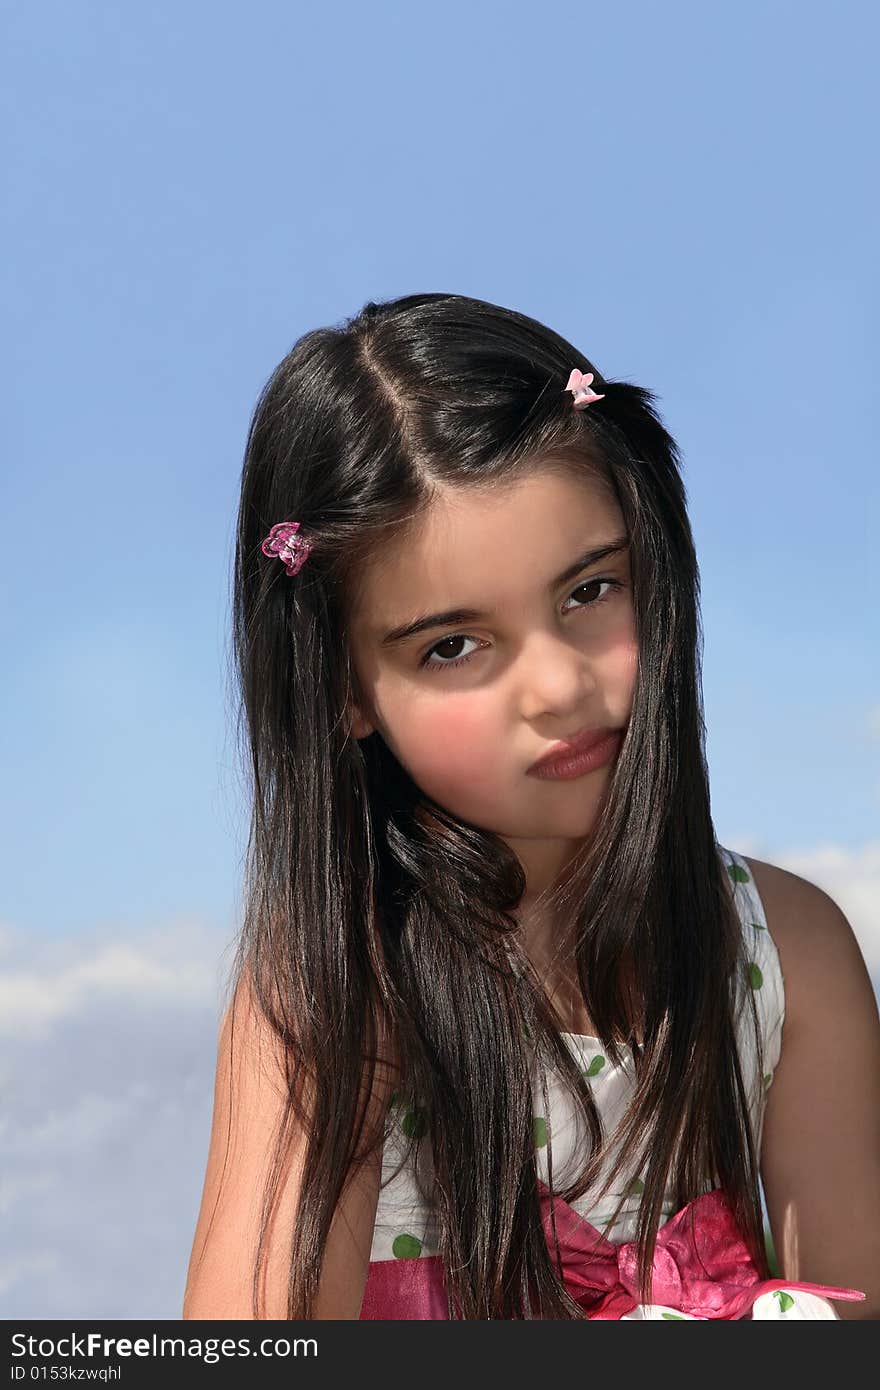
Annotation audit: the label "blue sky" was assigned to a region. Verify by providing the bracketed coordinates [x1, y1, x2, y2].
[1, 0, 877, 1318]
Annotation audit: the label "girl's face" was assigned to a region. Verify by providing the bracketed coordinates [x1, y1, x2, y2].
[345, 467, 638, 901]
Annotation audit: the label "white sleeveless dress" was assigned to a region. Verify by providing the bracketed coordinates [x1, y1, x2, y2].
[366, 845, 846, 1319]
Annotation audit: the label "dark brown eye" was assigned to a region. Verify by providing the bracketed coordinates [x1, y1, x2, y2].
[418, 578, 624, 674]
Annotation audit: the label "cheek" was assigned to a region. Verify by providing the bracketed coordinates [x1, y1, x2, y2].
[603, 614, 639, 689]
[616, 635, 639, 685]
[396, 698, 502, 796]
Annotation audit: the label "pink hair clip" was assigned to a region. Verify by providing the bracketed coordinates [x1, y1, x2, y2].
[565, 367, 605, 409]
[260, 520, 313, 576]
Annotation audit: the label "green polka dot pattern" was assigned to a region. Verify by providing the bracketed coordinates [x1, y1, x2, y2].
[391, 1232, 423, 1259]
[401, 1108, 428, 1139]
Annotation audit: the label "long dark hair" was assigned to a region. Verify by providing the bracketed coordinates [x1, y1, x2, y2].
[223, 292, 768, 1317]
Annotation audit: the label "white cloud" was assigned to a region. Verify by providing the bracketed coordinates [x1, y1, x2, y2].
[0, 915, 233, 1318]
[0, 1252, 61, 1303]
[0, 1172, 57, 1219]
[767, 840, 879, 978]
[0, 929, 220, 1039]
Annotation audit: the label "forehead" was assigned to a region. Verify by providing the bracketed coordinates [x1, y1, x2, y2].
[353, 468, 623, 630]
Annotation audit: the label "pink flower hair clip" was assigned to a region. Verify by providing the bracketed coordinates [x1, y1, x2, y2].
[260, 520, 313, 577]
[565, 367, 605, 409]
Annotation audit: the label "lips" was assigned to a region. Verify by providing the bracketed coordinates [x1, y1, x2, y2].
[527, 726, 621, 773]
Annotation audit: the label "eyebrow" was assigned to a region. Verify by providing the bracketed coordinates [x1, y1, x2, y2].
[379, 537, 630, 647]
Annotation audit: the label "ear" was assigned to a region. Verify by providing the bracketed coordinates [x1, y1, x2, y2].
[346, 698, 376, 742]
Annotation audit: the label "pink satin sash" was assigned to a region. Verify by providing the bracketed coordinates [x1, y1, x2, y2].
[360, 1183, 865, 1319]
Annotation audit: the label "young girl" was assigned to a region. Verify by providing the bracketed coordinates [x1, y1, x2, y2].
[183, 292, 879, 1320]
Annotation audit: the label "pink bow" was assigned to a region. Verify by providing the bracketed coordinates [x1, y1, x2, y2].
[565, 367, 605, 409]
[536, 1182, 864, 1319]
[360, 1184, 865, 1320]
[260, 520, 313, 576]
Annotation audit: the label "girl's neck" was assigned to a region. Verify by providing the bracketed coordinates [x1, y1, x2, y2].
[516, 901, 643, 1045]
[516, 901, 597, 1036]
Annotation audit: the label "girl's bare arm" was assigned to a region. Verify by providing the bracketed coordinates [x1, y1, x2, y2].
[182, 969, 395, 1320]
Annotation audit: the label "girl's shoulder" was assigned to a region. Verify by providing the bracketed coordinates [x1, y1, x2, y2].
[736, 851, 869, 1043]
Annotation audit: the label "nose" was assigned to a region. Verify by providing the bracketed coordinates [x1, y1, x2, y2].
[516, 628, 598, 721]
